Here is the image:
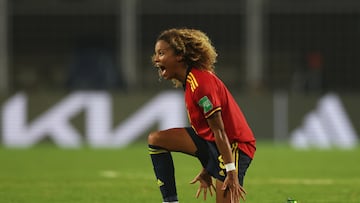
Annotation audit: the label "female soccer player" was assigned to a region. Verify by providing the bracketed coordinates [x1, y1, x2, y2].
[148, 28, 256, 203]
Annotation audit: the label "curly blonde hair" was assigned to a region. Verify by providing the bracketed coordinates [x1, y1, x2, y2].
[154, 28, 218, 87]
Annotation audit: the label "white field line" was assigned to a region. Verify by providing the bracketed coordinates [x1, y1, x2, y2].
[269, 178, 334, 185]
[250, 178, 360, 185]
[98, 170, 155, 180]
[99, 170, 119, 178]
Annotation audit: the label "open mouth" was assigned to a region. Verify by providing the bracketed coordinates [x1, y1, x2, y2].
[157, 65, 166, 76]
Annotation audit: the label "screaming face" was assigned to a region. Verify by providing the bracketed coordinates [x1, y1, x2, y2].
[153, 40, 184, 81]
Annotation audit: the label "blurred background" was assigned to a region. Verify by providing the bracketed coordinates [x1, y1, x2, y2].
[0, 0, 359, 147]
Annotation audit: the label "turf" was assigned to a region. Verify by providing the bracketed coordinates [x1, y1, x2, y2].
[0, 142, 359, 203]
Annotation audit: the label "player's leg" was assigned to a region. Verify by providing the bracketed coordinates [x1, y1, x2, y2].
[148, 128, 197, 154]
[148, 128, 197, 202]
[214, 147, 252, 203]
[215, 179, 231, 203]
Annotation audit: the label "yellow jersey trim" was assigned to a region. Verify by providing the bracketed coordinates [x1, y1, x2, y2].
[186, 72, 199, 92]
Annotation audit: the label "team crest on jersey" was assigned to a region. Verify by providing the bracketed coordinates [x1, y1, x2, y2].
[198, 96, 213, 114]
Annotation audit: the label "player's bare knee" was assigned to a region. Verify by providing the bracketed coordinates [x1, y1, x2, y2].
[148, 131, 160, 145]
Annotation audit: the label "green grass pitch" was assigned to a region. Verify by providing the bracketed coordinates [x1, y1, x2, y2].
[0, 142, 359, 203]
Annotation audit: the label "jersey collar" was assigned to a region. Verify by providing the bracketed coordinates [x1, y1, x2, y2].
[183, 67, 192, 90]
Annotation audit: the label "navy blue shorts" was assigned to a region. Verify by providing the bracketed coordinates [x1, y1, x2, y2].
[185, 127, 252, 186]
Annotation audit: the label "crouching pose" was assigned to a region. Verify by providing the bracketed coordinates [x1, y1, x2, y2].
[148, 28, 256, 203]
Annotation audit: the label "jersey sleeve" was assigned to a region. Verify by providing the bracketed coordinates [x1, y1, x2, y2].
[193, 77, 222, 119]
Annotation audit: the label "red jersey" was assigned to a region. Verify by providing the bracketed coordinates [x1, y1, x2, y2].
[184, 68, 256, 159]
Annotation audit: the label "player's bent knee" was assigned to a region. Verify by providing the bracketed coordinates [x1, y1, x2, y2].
[148, 131, 160, 145]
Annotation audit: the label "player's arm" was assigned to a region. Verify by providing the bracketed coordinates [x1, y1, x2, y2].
[207, 110, 246, 202]
[207, 111, 233, 166]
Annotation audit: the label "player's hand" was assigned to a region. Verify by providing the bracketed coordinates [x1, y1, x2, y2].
[222, 171, 247, 202]
[190, 169, 216, 200]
